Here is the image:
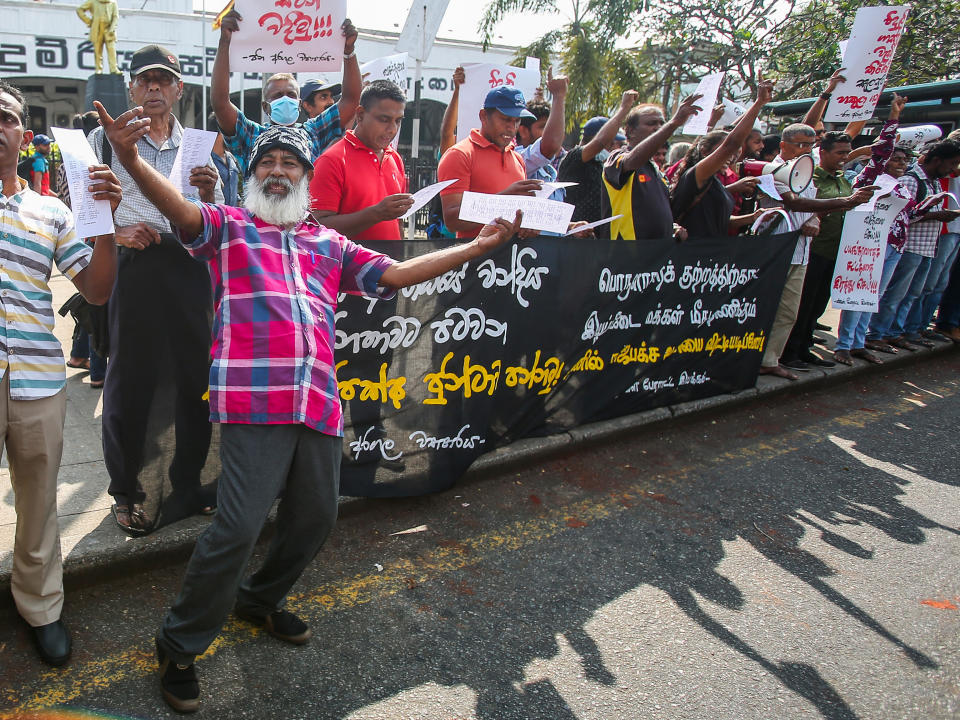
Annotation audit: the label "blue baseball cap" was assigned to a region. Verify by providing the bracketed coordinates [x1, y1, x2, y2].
[33, 134, 52, 146]
[581, 116, 607, 141]
[483, 86, 536, 118]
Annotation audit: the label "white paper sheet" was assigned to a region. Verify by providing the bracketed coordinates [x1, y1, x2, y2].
[756, 174, 782, 200]
[169, 128, 218, 197]
[916, 191, 960, 213]
[682, 72, 725, 136]
[458, 191, 575, 234]
[51, 127, 114, 239]
[533, 181, 576, 199]
[230, 0, 347, 73]
[855, 174, 901, 212]
[563, 215, 622, 236]
[399, 179, 457, 220]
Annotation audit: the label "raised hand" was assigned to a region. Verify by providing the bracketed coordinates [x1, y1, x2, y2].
[889, 92, 907, 120]
[219, 8, 242, 37]
[476, 210, 522, 251]
[93, 101, 150, 168]
[620, 90, 639, 111]
[825, 68, 846, 93]
[672, 94, 703, 125]
[452, 66, 465, 87]
[755, 75, 774, 105]
[342, 18, 358, 55]
[546, 66, 569, 98]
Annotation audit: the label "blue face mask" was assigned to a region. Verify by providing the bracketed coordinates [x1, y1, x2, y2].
[268, 96, 300, 126]
[595, 149, 610, 163]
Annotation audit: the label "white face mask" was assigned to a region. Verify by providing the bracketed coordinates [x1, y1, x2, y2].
[595, 149, 610, 163]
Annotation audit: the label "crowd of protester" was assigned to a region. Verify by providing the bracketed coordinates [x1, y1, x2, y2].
[3, 10, 960, 711]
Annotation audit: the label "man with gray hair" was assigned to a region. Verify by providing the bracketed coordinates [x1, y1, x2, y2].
[756, 123, 872, 380]
[97, 103, 523, 713]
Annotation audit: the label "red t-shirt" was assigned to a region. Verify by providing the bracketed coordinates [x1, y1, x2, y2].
[437, 129, 526, 238]
[309, 130, 407, 241]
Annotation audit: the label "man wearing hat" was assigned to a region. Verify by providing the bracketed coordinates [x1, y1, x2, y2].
[557, 91, 639, 226]
[437, 85, 544, 238]
[212, 8, 361, 175]
[87, 44, 223, 536]
[27, 133, 54, 196]
[97, 101, 522, 712]
[301, 76, 342, 120]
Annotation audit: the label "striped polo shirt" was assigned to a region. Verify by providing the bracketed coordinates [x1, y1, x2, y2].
[0, 179, 92, 399]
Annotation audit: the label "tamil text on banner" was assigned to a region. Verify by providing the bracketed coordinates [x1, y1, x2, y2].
[824, 5, 910, 123]
[455, 62, 540, 142]
[334, 234, 796, 497]
[230, 0, 346, 74]
[830, 194, 909, 312]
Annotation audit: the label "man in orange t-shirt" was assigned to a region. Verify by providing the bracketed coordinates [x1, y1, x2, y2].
[309, 80, 413, 241]
[437, 86, 542, 239]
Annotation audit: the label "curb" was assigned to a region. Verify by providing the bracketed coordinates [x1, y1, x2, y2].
[2, 340, 956, 593]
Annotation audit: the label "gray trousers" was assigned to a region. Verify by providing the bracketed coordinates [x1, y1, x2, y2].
[157, 423, 342, 664]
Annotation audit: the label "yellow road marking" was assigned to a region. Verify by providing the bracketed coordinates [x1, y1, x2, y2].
[3, 378, 956, 715]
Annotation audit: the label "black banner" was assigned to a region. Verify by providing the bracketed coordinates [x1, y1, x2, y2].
[336, 233, 797, 497]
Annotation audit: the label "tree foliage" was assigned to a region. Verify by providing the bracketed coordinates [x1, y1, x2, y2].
[771, 0, 960, 99]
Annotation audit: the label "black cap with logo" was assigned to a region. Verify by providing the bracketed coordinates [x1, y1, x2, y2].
[129, 45, 182, 80]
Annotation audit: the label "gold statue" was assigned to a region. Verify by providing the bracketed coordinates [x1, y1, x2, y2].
[77, 0, 120, 74]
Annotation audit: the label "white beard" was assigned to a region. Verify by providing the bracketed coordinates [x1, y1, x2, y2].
[243, 174, 310, 227]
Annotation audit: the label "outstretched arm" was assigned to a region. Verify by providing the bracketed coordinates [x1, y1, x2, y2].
[337, 19, 361, 129]
[581, 90, 638, 162]
[212, 9, 242, 136]
[94, 102, 204, 238]
[380, 212, 521, 289]
[439, 67, 465, 156]
[538, 67, 569, 160]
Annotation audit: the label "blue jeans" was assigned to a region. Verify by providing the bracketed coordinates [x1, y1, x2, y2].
[836, 244, 902, 350]
[936, 248, 960, 329]
[890, 255, 932, 337]
[866, 250, 925, 340]
[904, 233, 960, 336]
[68, 327, 107, 382]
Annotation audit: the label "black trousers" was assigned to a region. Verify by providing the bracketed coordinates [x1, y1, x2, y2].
[782, 251, 836, 363]
[101, 235, 215, 525]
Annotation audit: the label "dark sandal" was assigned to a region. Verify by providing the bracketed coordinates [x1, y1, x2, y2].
[112, 503, 151, 537]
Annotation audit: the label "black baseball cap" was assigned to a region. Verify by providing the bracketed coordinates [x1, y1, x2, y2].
[129, 45, 182, 80]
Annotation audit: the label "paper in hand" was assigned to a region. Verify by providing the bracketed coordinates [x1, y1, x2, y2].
[563, 215, 622, 236]
[682, 72, 725, 136]
[400, 179, 458, 220]
[755, 174, 782, 200]
[51, 127, 115, 239]
[169, 128, 218, 197]
[534, 181, 577, 199]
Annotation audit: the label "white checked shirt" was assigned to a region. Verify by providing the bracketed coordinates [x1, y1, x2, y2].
[760, 154, 815, 266]
[900, 165, 943, 258]
[87, 116, 222, 233]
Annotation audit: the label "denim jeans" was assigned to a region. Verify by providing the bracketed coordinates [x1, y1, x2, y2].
[890, 255, 932, 337]
[904, 233, 960, 337]
[836, 244, 902, 351]
[866, 251, 925, 340]
[936, 248, 960, 330]
[68, 327, 107, 383]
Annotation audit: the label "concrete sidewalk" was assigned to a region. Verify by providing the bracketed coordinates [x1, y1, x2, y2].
[0, 270, 956, 590]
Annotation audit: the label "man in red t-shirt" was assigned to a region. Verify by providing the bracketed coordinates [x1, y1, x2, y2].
[309, 80, 412, 241]
[437, 86, 543, 239]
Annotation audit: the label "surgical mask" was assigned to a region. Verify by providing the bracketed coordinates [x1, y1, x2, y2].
[268, 96, 300, 126]
[595, 149, 610, 163]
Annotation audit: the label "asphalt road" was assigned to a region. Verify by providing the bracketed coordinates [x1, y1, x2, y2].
[1, 355, 959, 720]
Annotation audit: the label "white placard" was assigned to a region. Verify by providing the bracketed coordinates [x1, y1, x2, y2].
[756, 174, 782, 200]
[824, 6, 911, 123]
[751, 208, 792, 234]
[525, 56, 540, 75]
[563, 215, 622, 236]
[399, 179, 457, 220]
[534, 181, 576, 199]
[856, 173, 900, 212]
[169, 128, 218, 197]
[458, 191, 575, 234]
[230, 0, 347, 74]
[682, 72, 725, 136]
[51, 127, 114, 239]
[838, 39, 849, 62]
[455, 62, 540, 142]
[395, 0, 452, 62]
[830, 194, 909, 311]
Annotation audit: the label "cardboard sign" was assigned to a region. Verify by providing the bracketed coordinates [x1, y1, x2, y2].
[230, 0, 346, 73]
[824, 5, 911, 122]
[455, 62, 540, 142]
[830, 194, 909, 311]
[395, 0, 452, 62]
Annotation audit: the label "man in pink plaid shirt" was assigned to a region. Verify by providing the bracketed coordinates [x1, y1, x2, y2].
[96, 102, 521, 713]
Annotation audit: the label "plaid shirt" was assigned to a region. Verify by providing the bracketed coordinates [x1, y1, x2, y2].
[88, 117, 223, 233]
[225, 104, 343, 176]
[181, 202, 395, 435]
[899, 165, 943, 257]
[0, 180, 91, 398]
